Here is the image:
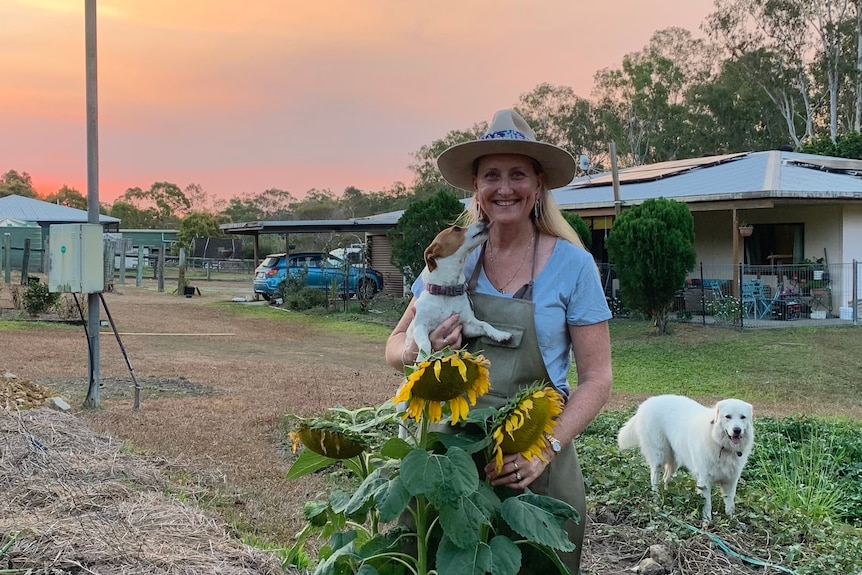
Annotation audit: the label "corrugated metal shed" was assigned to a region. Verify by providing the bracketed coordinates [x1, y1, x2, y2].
[0, 194, 120, 225]
[0, 217, 43, 271]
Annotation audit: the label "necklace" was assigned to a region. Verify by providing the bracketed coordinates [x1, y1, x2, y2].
[487, 234, 534, 294]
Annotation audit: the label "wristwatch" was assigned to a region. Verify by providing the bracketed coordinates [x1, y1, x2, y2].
[544, 433, 562, 453]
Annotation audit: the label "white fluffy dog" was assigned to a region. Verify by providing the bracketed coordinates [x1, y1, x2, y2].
[406, 221, 512, 358]
[617, 394, 754, 522]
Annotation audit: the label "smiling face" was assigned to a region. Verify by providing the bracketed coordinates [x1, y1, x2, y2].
[472, 154, 544, 227]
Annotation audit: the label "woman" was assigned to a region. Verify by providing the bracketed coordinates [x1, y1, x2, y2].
[385, 109, 612, 573]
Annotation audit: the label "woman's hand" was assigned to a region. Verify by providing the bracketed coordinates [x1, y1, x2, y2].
[484, 451, 552, 489]
[430, 313, 462, 351]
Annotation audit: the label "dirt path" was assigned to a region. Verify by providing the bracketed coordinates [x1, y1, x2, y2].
[1, 281, 403, 543]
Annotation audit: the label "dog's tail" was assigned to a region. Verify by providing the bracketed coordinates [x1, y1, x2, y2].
[617, 415, 639, 450]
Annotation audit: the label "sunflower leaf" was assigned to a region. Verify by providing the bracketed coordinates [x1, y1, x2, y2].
[380, 437, 412, 459]
[400, 447, 479, 505]
[376, 475, 411, 522]
[489, 535, 521, 575]
[438, 495, 490, 548]
[434, 429, 491, 455]
[286, 447, 337, 480]
[500, 493, 577, 552]
[436, 536, 491, 575]
[346, 469, 388, 515]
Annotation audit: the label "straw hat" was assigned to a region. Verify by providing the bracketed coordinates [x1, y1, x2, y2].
[437, 109, 576, 192]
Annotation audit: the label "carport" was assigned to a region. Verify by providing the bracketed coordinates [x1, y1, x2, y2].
[219, 215, 404, 296]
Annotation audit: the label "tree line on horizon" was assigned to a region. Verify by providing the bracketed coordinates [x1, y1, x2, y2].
[4, 2, 862, 244]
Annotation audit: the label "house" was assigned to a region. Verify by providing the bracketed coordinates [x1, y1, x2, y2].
[555, 150, 862, 315]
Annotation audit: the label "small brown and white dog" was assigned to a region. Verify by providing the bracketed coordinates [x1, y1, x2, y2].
[406, 221, 512, 358]
[617, 394, 754, 523]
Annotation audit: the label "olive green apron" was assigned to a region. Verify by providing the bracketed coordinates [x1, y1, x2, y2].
[440, 241, 586, 574]
[462, 290, 586, 575]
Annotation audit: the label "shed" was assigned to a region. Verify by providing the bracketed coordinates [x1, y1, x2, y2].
[0, 218, 43, 271]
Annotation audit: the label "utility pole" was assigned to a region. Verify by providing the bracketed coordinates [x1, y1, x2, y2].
[83, 0, 101, 408]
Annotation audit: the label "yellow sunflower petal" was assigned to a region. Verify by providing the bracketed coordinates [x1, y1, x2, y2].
[450, 396, 468, 425]
[452, 355, 467, 381]
[427, 400, 443, 423]
[433, 359, 442, 381]
[393, 381, 414, 403]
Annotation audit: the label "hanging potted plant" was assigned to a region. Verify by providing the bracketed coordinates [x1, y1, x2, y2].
[738, 222, 754, 237]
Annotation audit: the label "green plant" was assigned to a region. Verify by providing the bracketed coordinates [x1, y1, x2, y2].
[277, 270, 327, 311]
[705, 295, 742, 325]
[286, 351, 578, 575]
[21, 281, 60, 316]
[606, 198, 697, 335]
[580, 412, 862, 575]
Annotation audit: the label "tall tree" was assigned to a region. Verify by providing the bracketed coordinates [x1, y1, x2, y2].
[688, 54, 796, 152]
[593, 28, 715, 165]
[291, 189, 340, 220]
[606, 198, 696, 335]
[0, 170, 38, 198]
[177, 211, 223, 250]
[409, 123, 488, 200]
[515, 83, 605, 169]
[184, 183, 213, 213]
[705, 0, 823, 147]
[388, 190, 466, 284]
[108, 199, 155, 229]
[120, 182, 190, 228]
[44, 185, 87, 210]
[219, 196, 263, 223]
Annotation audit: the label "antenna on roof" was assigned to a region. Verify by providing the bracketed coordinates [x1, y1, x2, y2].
[579, 154, 590, 172]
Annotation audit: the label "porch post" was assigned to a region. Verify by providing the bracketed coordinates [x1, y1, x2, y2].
[732, 208, 740, 298]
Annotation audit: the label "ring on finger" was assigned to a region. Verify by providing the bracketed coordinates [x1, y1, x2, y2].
[515, 471, 522, 482]
[513, 462, 519, 471]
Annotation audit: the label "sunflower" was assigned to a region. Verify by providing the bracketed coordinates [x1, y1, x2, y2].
[490, 384, 564, 472]
[392, 348, 491, 425]
[289, 420, 367, 459]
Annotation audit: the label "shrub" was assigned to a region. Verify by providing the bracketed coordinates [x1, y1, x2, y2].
[22, 281, 60, 316]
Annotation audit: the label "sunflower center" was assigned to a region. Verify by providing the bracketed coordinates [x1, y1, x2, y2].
[412, 358, 476, 401]
[499, 394, 556, 453]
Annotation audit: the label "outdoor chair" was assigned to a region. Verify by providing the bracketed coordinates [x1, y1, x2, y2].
[741, 279, 765, 318]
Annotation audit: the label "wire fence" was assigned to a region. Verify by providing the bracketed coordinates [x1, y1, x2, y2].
[671, 261, 861, 328]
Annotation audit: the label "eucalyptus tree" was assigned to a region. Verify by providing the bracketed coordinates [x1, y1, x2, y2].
[120, 181, 191, 228]
[515, 83, 605, 170]
[592, 28, 715, 165]
[704, 0, 859, 145]
[688, 53, 798, 152]
[108, 200, 155, 229]
[177, 211, 224, 250]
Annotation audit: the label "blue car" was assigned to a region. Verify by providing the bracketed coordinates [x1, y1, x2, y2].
[253, 252, 384, 301]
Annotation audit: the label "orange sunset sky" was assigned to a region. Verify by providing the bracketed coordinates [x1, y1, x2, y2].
[1, 0, 715, 205]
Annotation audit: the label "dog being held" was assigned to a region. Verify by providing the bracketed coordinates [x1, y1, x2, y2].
[617, 394, 754, 523]
[406, 220, 512, 358]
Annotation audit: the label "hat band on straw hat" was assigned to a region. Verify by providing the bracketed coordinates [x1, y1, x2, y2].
[436, 109, 576, 192]
[481, 129, 529, 141]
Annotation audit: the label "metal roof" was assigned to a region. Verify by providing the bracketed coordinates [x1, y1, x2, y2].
[554, 150, 862, 211]
[0, 194, 120, 224]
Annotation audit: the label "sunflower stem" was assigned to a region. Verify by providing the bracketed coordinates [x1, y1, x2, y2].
[414, 494, 430, 575]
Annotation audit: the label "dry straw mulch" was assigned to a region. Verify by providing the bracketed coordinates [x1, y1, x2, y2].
[0, 407, 291, 575]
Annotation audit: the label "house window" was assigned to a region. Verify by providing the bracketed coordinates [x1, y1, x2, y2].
[744, 223, 804, 265]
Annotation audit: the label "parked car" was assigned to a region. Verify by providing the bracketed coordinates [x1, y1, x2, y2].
[253, 252, 384, 301]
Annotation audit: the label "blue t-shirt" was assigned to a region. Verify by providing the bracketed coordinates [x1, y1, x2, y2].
[412, 239, 612, 395]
